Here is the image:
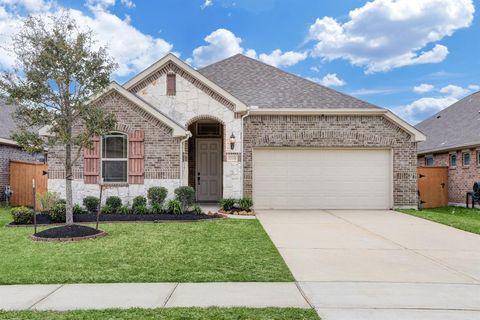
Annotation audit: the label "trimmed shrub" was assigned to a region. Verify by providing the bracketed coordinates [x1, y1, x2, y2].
[238, 197, 254, 211]
[100, 205, 114, 214]
[190, 204, 203, 215]
[83, 196, 100, 213]
[11, 206, 34, 224]
[73, 204, 87, 215]
[119, 205, 130, 215]
[105, 196, 122, 212]
[166, 199, 182, 215]
[174, 186, 195, 212]
[132, 195, 147, 208]
[49, 203, 66, 222]
[219, 198, 236, 211]
[150, 203, 163, 214]
[147, 187, 168, 206]
[37, 191, 60, 213]
[56, 199, 66, 205]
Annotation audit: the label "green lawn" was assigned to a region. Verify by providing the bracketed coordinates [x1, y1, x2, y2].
[0, 308, 320, 320]
[0, 207, 293, 284]
[399, 206, 480, 235]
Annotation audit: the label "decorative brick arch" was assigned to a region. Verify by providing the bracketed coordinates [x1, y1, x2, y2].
[114, 122, 133, 133]
[185, 114, 226, 127]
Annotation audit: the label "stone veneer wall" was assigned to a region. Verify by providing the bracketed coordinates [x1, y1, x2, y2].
[47, 91, 182, 204]
[243, 115, 418, 208]
[0, 144, 40, 201]
[131, 67, 243, 198]
[418, 148, 480, 204]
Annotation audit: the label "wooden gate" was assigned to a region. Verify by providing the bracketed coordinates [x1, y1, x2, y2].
[417, 166, 448, 209]
[9, 160, 48, 210]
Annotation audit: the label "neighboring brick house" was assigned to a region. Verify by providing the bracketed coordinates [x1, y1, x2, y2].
[47, 54, 424, 209]
[416, 92, 480, 205]
[0, 101, 44, 201]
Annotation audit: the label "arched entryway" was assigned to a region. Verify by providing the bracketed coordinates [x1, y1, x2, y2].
[187, 118, 224, 202]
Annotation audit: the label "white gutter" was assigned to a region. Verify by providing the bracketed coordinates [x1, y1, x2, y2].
[179, 131, 192, 186]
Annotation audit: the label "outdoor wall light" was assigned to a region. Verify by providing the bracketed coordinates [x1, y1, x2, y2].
[229, 133, 236, 150]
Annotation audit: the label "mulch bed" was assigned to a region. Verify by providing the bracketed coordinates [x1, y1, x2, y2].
[31, 224, 106, 242]
[219, 208, 256, 216]
[9, 212, 225, 226]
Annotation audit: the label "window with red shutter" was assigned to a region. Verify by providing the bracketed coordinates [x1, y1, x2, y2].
[166, 73, 176, 96]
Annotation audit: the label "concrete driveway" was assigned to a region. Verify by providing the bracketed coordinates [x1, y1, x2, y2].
[257, 210, 480, 320]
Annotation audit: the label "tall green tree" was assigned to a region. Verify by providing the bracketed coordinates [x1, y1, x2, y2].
[0, 12, 117, 225]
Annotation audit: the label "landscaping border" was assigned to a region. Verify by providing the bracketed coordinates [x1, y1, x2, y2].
[31, 230, 108, 242]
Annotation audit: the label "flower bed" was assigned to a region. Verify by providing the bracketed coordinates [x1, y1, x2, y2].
[8, 212, 225, 226]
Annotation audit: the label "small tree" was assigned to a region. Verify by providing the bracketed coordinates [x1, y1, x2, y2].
[0, 12, 117, 225]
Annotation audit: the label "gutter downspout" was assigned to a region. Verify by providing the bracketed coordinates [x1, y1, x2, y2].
[179, 131, 192, 186]
[240, 106, 257, 197]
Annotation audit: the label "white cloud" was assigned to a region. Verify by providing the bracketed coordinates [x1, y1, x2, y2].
[468, 84, 480, 91]
[308, 0, 474, 73]
[413, 83, 434, 94]
[189, 28, 243, 68]
[189, 28, 306, 68]
[395, 84, 475, 124]
[246, 49, 307, 68]
[439, 84, 470, 98]
[308, 73, 346, 87]
[200, 0, 212, 10]
[120, 0, 134, 8]
[0, 1, 173, 78]
[0, 0, 53, 12]
[85, 0, 115, 10]
[310, 66, 320, 72]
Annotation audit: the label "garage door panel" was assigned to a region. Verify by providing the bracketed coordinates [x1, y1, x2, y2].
[253, 149, 391, 210]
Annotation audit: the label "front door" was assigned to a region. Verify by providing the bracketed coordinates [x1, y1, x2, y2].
[196, 139, 222, 201]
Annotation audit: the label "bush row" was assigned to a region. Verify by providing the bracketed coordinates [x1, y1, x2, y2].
[219, 197, 254, 211]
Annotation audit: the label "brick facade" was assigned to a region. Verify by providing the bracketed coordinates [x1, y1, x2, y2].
[0, 144, 40, 201]
[48, 91, 182, 180]
[243, 115, 418, 207]
[418, 148, 480, 204]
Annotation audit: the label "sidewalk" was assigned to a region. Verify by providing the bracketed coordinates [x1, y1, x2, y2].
[0, 282, 311, 311]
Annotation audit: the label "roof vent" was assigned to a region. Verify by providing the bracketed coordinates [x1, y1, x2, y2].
[436, 115, 441, 119]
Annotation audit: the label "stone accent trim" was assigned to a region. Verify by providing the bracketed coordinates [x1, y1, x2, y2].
[128, 62, 236, 111]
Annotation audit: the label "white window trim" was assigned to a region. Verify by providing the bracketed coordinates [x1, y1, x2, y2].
[101, 132, 129, 184]
[449, 152, 457, 168]
[462, 151, 471, 167]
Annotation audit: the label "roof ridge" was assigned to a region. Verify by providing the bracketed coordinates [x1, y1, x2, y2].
[201, 53, 380, 109]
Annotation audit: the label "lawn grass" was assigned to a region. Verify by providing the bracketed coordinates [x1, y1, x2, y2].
[399, 206, 480, 235]
[0, 207, 293, 284]
[0, 308, 320, 320]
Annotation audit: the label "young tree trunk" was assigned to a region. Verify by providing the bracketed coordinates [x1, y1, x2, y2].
[65, 143, 74, 225]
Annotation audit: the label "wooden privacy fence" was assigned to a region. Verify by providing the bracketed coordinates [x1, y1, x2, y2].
[9, 160, 48, 210]
[417, 166, 448, 209]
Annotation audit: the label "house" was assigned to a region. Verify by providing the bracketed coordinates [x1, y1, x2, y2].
[416, 91, 480, 206]
[0, 100, 44, 202]
[47, 54, 425, 209]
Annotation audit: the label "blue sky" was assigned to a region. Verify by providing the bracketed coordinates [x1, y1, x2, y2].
[0, 0, 478, 124]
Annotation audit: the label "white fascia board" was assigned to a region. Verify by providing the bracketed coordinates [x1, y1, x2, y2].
[122, 53, 247, 112]
[249, 108, 426, 142]
[0, 137, 18, 146]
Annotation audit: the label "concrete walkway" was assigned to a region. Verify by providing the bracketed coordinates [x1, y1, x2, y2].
[0, 282, 310, 311]
[257, 210, 480, 320]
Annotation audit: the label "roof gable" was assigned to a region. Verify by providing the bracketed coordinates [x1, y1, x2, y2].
[123, 54, 247, 112]
[198, 54, 380, 110]
[416, 91, 480, 154]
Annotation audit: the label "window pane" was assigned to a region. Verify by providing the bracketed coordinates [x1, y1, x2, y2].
[102, 161, 127, 182]
[103, 134, 127, 158]
[463, 153, 470, 166]
[425, 157, 433, 166]
[450, 154, 456, 167]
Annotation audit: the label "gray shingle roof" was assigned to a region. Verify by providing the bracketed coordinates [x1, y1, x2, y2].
[416, 91, 480, 154]
[0, 100, 20, 141]
[198, 54, 380, 109]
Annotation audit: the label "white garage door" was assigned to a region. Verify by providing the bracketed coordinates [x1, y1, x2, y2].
[253, 148, 392, 209]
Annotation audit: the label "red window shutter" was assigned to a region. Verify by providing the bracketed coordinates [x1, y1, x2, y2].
[128, 130, 145, 184]
[166, 73, 176, 96]
[84, 136, 100, 184]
